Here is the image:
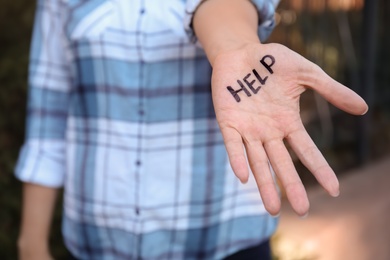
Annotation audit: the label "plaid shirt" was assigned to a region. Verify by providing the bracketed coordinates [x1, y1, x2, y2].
[16, 0, 279, 259]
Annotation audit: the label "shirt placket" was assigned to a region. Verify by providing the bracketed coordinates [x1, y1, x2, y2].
[133, 1, 147, 258]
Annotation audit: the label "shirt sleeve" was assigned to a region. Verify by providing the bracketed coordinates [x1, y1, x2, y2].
[184, 0, 280, 43]
[15, 0, 72, 188]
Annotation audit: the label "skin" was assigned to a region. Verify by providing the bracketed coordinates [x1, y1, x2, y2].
[18, 0, 368, 258]
[18, 183, 57, 260]
[193, 0, 368, 217]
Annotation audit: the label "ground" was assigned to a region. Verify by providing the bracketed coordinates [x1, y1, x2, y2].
[272, 155, 390, 260]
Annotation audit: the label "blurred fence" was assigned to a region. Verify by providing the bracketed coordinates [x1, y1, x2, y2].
[269, 0, 390, 181]
[0, 0, 389, 259]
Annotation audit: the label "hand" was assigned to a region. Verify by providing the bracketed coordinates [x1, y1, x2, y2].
[212, 43, 368, 217]
[18, 238, 53, 260]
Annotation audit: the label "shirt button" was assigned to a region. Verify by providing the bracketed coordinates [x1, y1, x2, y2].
[135, 208, 140, 215]
[140, 8, 145, 14]
[136, 160, 141, 166]
[139, 109, 144, 115]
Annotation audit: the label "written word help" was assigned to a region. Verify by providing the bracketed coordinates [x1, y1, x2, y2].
[227, 55, 275, 103]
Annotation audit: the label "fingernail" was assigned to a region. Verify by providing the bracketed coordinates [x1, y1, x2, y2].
[300, 212, 309, 219]
[271, 212, 280, 218]
[331, 190, 340, 197]
[239, 175, 249, 184]
[361, 106, 369, 115]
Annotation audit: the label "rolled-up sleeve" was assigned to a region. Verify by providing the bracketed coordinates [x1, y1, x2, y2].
[184, 0, 280, 43]
[15, 0, 71, 187]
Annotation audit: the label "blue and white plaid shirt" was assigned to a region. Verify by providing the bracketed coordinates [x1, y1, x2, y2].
[16, 0, 279, 259]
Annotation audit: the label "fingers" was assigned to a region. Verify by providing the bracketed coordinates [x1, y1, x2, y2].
[264, 139, 309, 217]
[245, 141, 280, 216]
[220, 127, 249, 183]
[308, 66, 368, 115]
[287, 127, 340, 197]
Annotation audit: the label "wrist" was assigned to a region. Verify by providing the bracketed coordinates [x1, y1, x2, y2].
[209, 39, 261, 67]
[18, 235, 49, 251]
[18, 242, 52, 260]
[193, 0, 260, 66]
[208, 41, 262, 67]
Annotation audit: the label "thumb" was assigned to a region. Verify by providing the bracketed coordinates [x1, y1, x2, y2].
[308, 67, 368, 115]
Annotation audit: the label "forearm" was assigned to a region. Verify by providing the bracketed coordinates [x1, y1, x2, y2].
[18, 183, 59, 257]
[193, 0, 260, 66]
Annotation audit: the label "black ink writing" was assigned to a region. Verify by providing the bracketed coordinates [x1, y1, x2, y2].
[227, 79, 252, 103]
[260, 55, 275, 74]
[226, 54, 276, 103]
[243, 73, 261, 94]
[252, 69, 267, 85]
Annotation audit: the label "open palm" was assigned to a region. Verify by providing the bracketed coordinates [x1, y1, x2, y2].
[212, 43, 367, 216]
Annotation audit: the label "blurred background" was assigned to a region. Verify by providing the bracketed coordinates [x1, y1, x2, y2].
[0, 0, 389, 259]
